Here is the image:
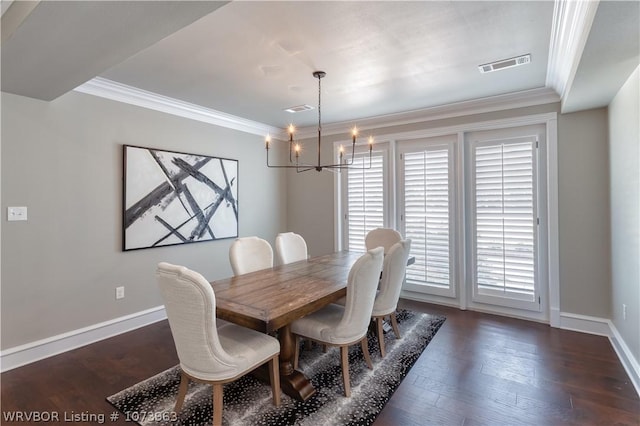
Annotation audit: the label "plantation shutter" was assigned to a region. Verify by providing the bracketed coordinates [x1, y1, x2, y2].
[472, 139, 537, 303]
[346, 150, 385, 252]
[403, 146, 454, 294]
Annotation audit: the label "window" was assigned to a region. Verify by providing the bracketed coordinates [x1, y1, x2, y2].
[469, 136, 540, 311]
[398, 137, 456, 297]
[342, 147, 388, 252]
[336, 115, 555, 321]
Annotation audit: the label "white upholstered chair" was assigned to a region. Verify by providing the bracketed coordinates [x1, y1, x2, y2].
[372, 239, 411, 357]
[290, 247, 384, 397]
[156, 262, 281, 425]
[365, 227, 402, 254]
[275, 232, 308, 265]
[229, 236, 273, 275]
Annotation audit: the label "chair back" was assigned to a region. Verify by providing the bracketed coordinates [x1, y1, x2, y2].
[365, 228, 402, 254]
[373, 239, 411, 316]
[156, 262, 238, 380]
[333, 247, 384, 342]
[275, 232, 308, 265]
[229, 236, 273, 275]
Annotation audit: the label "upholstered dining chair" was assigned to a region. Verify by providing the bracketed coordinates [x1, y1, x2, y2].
[290, 247, 384, 397]
[372, 239, 411, 357]
[156, 262, 281, 425]
[229, 236, 273, 275]
[275, 232, 308, 265]
[365, 227, 402, 254]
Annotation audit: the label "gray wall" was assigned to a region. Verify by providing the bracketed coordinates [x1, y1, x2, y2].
[1, 91, 287, 349]
[287, 103, 613, 320]
[608, 66, 640, 363]
[558, 107, 611, 317]
[0, 87, 622, 354]
[286, 167, 336, 257]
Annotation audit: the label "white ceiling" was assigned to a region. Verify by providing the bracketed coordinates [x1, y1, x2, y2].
[2, 1, 638, 130]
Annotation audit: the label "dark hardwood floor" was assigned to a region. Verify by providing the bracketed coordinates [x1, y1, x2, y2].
[2, 301, 638, 425]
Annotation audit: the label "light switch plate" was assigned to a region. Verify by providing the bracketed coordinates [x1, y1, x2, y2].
[8, 206, 28, 221]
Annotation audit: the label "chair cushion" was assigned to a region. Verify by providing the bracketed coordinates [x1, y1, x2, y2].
[291, 248, 384, 346]
[157, 262, 279, 383]
[290, 303, 350, 344]
[185, 322, 280, 382]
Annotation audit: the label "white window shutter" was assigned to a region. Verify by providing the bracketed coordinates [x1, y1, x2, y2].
[473, 140, 537, 301]
[346, 151, 385, 251]
[403, 148, 453, 291]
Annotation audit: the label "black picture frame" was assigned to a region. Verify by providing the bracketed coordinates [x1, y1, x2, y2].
[123, 145, 238, 251]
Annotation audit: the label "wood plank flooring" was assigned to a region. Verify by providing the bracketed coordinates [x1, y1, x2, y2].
[2, 301, 638, 425]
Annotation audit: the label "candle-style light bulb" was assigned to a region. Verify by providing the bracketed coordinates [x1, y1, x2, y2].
[339, 144, 344, 160]
[288, 124, 295, 142]
[368, 136, 374, 150]
[295, 143, 300, 157]
[265, 134, 271, 149]
[352, 126, 358, 144]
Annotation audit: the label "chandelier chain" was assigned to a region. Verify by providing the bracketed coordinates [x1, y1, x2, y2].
[317, 75, 322, 134]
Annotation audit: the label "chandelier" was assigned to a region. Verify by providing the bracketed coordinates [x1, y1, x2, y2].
[265, 71, 373, 172]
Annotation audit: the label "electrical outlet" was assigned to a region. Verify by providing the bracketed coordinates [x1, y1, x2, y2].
[116, 286, 125, 300]
[623, 304, 627, 320]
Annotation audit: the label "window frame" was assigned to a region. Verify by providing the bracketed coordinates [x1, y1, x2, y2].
[397, 135, 458, 298]
[467, 134, 541, 312]
[333, 112, 558, 325]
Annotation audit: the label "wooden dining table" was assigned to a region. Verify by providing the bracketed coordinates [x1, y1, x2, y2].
[209, 250, 363, 401]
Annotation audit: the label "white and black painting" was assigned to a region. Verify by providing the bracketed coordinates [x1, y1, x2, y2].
[123, 145, 238, 251]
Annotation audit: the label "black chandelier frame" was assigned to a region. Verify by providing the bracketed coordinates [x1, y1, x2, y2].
[266, 71, 373, 173]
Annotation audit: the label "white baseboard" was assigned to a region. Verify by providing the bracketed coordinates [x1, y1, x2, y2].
[608, 321, 640, 397]
[558, 311, 611, 336]
[0, 306, 167, 372]
[559, 311, 639, 397]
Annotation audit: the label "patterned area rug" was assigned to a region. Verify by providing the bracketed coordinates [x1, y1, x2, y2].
[107, 310, 445, 426]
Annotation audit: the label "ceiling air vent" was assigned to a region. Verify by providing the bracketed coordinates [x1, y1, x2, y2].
[478, 54, 531, 73]
[284, 104, 314, 113]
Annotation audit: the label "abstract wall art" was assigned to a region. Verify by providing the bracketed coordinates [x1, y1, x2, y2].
[123, 145, 238, 251]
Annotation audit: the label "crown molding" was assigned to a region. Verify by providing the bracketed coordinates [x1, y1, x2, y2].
[546, 0, 600, 102]
[74, 78, 558, 142]
[294, 86, 560, 139]
[74, 77, 282, 138]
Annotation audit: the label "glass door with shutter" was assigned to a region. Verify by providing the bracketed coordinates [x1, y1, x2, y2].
[337, 122, 549, 318]
[468, 135, 540, 311]
[398, 136, 457, 297]
[342, 146, 389, 252]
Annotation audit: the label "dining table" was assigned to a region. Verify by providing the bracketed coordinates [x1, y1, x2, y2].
[209, 250, 363, 401]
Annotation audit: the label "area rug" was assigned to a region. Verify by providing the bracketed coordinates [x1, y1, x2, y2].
[107, 310, 445, 426]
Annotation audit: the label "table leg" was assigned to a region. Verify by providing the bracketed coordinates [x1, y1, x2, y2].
[253, 325, 316, 401]
[277, 324, 316, 401]
[251, 324, 316, 401]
